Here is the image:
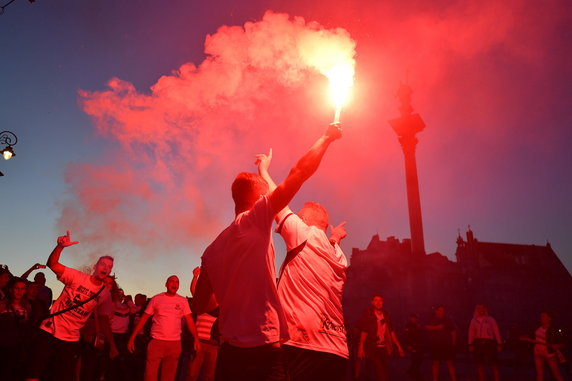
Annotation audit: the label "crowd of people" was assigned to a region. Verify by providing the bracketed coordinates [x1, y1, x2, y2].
[0, 124, 569, 381]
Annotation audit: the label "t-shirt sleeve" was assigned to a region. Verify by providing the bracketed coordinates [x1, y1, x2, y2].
[144, 296, 156, 315]
[246, 196, 275, 231]
[276, 211, 310, 250]
[97, 289, 113, 316]
[182, 298, 191, 316]
[57, 266, 77, 286]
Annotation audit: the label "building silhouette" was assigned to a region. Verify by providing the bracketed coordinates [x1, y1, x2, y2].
[343, 229, 572, 335]
[343, 85, 572, 337]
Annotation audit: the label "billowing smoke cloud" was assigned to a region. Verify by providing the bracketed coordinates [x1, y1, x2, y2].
[59, 1, 571, 269]
[59, 11, 356, 259]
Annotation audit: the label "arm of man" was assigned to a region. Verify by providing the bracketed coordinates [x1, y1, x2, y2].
[127, 313, 151, 353]
[98, 314, 119, 359]
[329, 221, 348, 245]
[391, 331, 405, 357]
[184, 314, 201, 352]
[192, 269, 218, 315]
[256, 149, 291, 224]
[468, 319, 475, 352]
[47, 231, 79, 278]
[492, 319, 502, 350]
[190, 266, 200, 296]
[21, 263, 46, 279]
[268, 123, 341, 214]
[357, 331, 367, 359]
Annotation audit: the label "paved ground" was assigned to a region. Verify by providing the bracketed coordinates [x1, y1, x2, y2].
[352, 352, 572, 381]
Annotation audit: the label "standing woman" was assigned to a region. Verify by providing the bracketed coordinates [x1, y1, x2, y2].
[521, 312, 565, 381]
[468, 304, 502, 381]
[0, 277, 33, 381]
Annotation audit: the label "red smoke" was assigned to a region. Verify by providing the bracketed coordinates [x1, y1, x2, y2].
[59, 2, 570, 262]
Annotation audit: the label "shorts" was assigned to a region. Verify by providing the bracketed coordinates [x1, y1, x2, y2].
[473, 339, 498, 365]
[27, 329, 81, 381]
[429, 343, 455, 361]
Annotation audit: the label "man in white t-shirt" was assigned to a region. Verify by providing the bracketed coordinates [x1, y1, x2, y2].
[25, 231, 118, 381]
[193, 123, 343, 381]
[257, 153, 350, 381]
[128, 275, 199, 381]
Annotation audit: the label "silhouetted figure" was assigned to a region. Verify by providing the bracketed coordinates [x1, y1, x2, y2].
[0, 264, 13, 300]
[426, 306, 457, 381]
[357, 295, 405, 381]
[0, 277, 32, 381]
[404, 314, 424, 381]
[520, 312, 565, 381]
[21, 263, 53, 308]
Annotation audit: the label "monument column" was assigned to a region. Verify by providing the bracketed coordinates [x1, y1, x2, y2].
[388, 84, 426, 256]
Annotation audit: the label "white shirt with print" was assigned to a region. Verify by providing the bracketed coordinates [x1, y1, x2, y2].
[41, 267, 112, 341]
[277, 208, 349, 358]
[145, 293, 191, 341]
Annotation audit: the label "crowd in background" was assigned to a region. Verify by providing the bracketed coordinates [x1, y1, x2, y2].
[1, 262, 570, 381]
[1, 126, 570, 381]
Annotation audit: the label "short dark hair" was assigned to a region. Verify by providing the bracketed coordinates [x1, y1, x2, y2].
[231, 172, 269, 214]
[97, 255, 114, 263]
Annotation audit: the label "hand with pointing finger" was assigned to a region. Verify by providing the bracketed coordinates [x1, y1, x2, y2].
[57, 231, 79, 248]
[255, 148, 273, 175]
[329, 221, 347, 245]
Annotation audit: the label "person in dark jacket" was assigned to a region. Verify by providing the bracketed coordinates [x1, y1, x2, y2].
[357, 295, 404, 381]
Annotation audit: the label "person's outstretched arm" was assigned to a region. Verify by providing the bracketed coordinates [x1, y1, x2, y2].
[47, 231, 79, 278]
[256, 149, 290, 222]
[190, 266, 200, 296]
[127, 313, 151, 353]
[21, 263, 46, 279]
[268, 123, 342, 214]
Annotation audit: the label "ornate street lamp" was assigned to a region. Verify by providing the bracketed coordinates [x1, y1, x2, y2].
[0, 130, 18, 176]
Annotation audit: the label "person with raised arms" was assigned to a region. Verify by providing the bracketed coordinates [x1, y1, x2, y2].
[193, 123, 342, 381]
[25, 231, 118, 381]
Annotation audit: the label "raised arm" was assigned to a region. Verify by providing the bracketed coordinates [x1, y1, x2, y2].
[268, 123, 342, 214]
[47, 231, 79, 278]
[21, 263, 46, 279]
[190, 266, 201, 296]
[256, 148, 290, 223]
[256, 148, 277, 193]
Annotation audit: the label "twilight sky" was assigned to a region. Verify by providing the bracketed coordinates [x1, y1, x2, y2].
[1, 0, 571, 298]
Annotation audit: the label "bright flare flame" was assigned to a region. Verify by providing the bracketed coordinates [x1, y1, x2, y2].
[325, 64, 354, 123]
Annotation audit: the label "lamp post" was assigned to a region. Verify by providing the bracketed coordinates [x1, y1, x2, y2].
[0, 130, 18, 176]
